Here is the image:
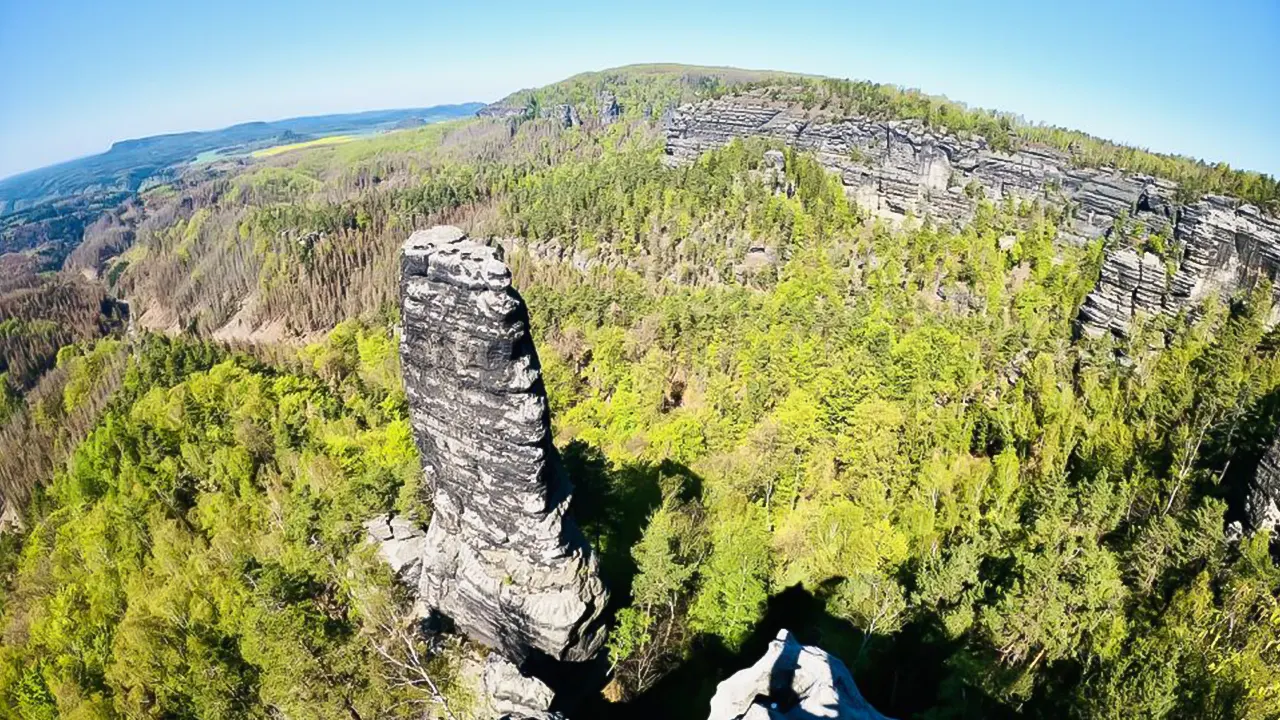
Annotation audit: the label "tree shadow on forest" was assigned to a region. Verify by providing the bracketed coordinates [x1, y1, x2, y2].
[1207, 384, 1280, 530]
[561, 442, 1015, 719]
[568, 580, 1016, 720]
[592, 582, 1012, 720]
[536, 441, 703, 713]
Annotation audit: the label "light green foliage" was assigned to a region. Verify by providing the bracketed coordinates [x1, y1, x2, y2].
[6, 66, 1280, 718]
[607, 606, 653, 670]
[0, 332, 443, 719]
[630, 500, 700, 611]
[689, 506, 771, 649]
[499, 65, 1278, 210]
[230, 166, 323, 205]
[60, 339, 123, 414]
[508, 137, 1280, 714]
[0, 373, 18, 423]
[501, 137, 860, 281]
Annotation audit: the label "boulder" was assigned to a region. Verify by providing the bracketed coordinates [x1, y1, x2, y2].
[708, 629, 892, 720]
[484, 654, 556, 718]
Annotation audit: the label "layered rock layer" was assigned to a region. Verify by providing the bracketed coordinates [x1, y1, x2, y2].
[663, 90, 1280, 338]
[392, 225, 608, 663]
[664, 89, 1179, 240]
[708, 629, 892, 720]
[1079, 197, 1280, 337]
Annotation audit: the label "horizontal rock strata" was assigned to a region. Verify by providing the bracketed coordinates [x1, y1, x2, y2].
[392, 225, 608, 664]
[664, 89, 1178, 239]
[1079, 196, 1280, 337]
[663, 90, 1280, 337]
[1247, 432, 1280, 535]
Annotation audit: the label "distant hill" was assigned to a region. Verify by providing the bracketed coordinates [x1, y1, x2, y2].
[0, 103, 485, 214]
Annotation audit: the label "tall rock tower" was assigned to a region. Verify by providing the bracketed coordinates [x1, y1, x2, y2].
[395, 225, 607, 663]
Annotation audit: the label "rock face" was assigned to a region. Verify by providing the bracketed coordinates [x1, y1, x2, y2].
[708, 630, 892, 720]
[1077, 247, 1170, 337]
[665, 89, 1174, 237]
[1079, 197, 1280, 337]
[1247, 433, 1280, 535]
[663, 90, 1280, 338]
[548, 104, 582, 128]
[393, 225, 608, 664]
[598, 91, 621, 124]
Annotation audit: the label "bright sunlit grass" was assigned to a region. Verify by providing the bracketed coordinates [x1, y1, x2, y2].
[251, 134, 359, 158]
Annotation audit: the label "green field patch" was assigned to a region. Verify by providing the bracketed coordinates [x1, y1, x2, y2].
[251, 134, 359, 158]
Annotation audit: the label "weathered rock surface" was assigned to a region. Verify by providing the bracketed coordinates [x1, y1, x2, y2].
[364, 514, 428, 587]
[664, 90, 1280, 337]
[708, 629, 892, 720]
[1079, 197, 1280, 337]
[1078, 247, 1169, 337]
[548, 104, 581, 128]
[391, 225, 608, 664]
[665, 89, 1172, 237]
[482, 654, 556, 718]
[598, 91, 621, 124]
[1247, 433, 1280, 535]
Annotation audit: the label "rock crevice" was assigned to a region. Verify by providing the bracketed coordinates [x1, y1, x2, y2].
[1080, 197, 1280, 338]
[1247, 433, 1280, 536]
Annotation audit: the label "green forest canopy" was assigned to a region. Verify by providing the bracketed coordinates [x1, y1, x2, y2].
[2, 66, 1280, 719]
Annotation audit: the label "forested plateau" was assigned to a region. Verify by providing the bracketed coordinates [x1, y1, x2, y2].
[2, 64, 1280, 719]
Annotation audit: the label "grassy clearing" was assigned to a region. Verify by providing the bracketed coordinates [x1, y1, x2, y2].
[252, 134, 359, 158]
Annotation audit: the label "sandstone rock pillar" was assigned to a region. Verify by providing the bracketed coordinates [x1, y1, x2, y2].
[396, 225, 608, 663]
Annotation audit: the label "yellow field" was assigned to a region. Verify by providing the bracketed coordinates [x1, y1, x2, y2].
[251, 134, 358, 158]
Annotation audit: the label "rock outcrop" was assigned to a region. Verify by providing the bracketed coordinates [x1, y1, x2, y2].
[664, 90, 1280, 338]
[388, 225, 608, 664]
[1079, 196, 1280, 338]
[1077, 247, 1169, 337]
[548, 104, 582, 129]
[664, 89, 1177, 239]
[598, 91, 621, 124]
[708, 629, 892, 720]
[365, 514, 428, 586]
[1247, 433, 1280, 535]
[482, 654, 556, 718]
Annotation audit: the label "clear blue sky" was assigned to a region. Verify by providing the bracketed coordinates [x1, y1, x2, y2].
[1, 0, 1277, 180]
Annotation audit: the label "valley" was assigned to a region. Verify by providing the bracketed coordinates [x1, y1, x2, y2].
[2, 64, 1280, 719]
